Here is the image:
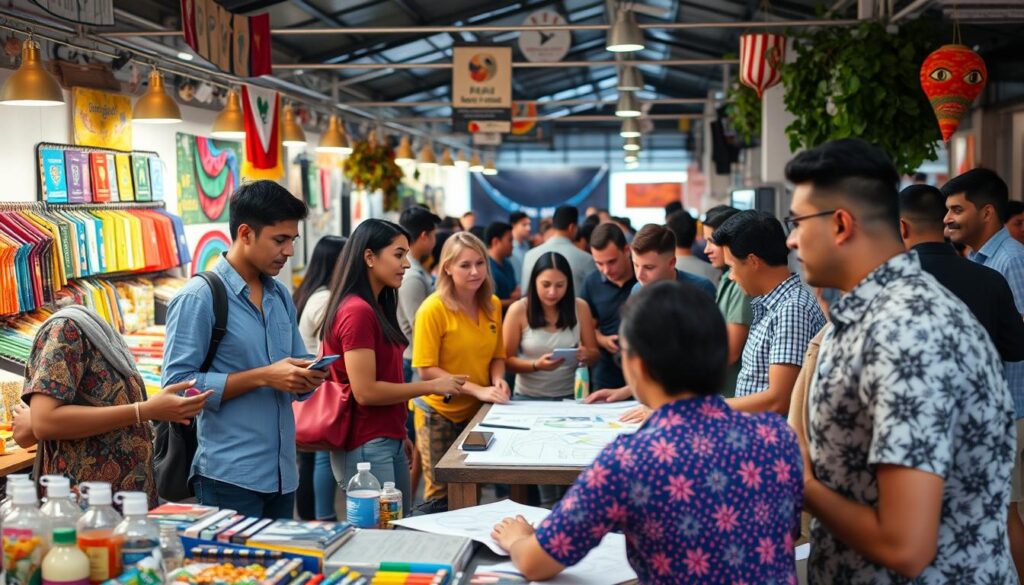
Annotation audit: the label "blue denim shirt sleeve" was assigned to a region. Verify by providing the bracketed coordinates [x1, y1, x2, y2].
[162, 288, 230, 412]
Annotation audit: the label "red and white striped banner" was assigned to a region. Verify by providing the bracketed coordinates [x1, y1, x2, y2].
[740, 33, 786, 98]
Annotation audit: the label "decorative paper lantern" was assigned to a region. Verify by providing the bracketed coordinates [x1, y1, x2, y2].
[920, 44, 987, 142]
[739, 33, 786, 98]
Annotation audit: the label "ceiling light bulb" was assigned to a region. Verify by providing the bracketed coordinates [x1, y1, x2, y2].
[606, 8, 645, 53]
[469, 152, 484, 173]
[317, 115, 352, 154]
[282, 103, 307, 147]
[624, 137, 641, 151]
[620, 118, 641, 138]
[616, 93, 641, 118]
[617, 66, 643, 91]
[211, 88, 246, 140]
[0, 39, 65, 107]
[394, 135, 414, 164]
[483, 158, 498, 175]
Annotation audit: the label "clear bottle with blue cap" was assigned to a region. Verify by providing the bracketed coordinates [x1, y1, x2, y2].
[39, 476, 81, 544]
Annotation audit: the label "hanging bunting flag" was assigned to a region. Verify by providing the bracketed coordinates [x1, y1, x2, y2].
[233, 13, 250, 78]
[249, 13, 272, 77]
[180, 0, 196, 51]
[216, 5, 233, 73]
[739, 33, 786, 98]
[920, 44, 988, 142]
[193, 0, 209, 62]
[240, 84, 283, 180]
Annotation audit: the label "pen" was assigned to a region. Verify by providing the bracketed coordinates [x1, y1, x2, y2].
[478, 423, 530, 431]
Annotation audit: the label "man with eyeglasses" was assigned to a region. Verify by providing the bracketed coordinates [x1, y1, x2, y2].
[787, 139, 1015, 583]
[710, 210, 825, 416]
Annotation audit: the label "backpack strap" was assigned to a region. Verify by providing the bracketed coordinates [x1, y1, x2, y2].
[195, 271, 228, 374]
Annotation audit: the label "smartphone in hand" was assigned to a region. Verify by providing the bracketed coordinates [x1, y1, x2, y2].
[307, 354, 341, 371]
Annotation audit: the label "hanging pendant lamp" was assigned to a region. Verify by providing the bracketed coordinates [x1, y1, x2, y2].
[418, 144, 438, 168]
[394, 135, 414, 164]
[440, 148, 456, 168]
[616, 93, 641, 117]
[455, 150, 470, 168]
[133, 69, 182, 124]
[620, 118, 641, 138]
[211, 89, 246, 140]
[606, 8, 644, 53]
[483, 158, 498, 175]
[282, 103, 307, 147]
[0, 39, 64, 106]
[469, 152, 484, 173]
[617, 66, 643, 91]
[317, 115, 352, 154]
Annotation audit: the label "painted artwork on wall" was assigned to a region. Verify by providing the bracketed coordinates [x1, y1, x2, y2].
[190, 229, 231, 275]
[176, 132, 240, 225]
[624, 182, 683, 208]
[72, 88, 132, 151]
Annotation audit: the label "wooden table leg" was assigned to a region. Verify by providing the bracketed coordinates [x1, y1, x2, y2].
[448, 483, 479, 510]
[510, 484, 530, 504]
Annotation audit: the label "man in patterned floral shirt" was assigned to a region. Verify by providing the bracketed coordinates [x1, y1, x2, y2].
[786, 139, 1016, 583]
[492, 280, 803, 583]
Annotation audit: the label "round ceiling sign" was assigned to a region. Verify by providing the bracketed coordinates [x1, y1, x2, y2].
[518, 10, 571, 63]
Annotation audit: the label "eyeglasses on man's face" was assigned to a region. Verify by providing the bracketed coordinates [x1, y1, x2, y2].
[782, 209, 837, 234]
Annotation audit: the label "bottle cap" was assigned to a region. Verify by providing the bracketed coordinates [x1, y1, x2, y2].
[383, 482, 395, 489]
[11, 483, 36, 506]
[40, 475, 71, 499]
[357, 462, 371, 472]
[52, 527, 76, 545]
[7, 474, 30, 484]
[113, 492, 148, 516]
[80, 482, 112, 506]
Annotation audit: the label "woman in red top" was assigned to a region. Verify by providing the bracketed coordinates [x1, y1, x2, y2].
[318, 219, 466, 516]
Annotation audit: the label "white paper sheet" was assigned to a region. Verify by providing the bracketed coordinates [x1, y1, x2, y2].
[389, 500, 550, 555]
[477, 533, 636, 585]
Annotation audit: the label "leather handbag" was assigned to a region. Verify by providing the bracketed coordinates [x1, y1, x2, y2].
[293, 379, 354, 451]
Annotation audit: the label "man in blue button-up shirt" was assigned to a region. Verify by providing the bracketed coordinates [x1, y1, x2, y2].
[943, 168, 1024, 577]
[163, 181, 327, 519]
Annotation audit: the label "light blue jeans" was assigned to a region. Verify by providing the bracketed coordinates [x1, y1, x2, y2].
[331, 437, 412, 519]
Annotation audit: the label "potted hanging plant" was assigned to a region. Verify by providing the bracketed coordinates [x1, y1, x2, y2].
[781, 20, 941, 174]
[342, 133, 405, 213]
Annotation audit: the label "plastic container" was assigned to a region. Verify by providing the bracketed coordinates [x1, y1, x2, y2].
[378, 482, 403, 529]
[39, 476, 81, 544]
[345, 462, 381, 529]
[112, 493, 160, 570]
[157, 524, 183, 574]
[75, 483, 123, 585]
[573, 364, 590, 402]
[3, 483, 48, 585]
[41, 528, 89, 585]
[0, 475, 33, 520]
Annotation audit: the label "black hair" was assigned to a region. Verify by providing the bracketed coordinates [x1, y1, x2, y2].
[941, 168, 1010, 223]
[228, 180, 309, 240]
[526, 252, 577, 330]
[666, 210, 697, 248]
[509, 211, 529, 225]
[711, 210, 789, 266]
[578, 214, 601, 245]
[484, 222, 512, 247]
[432, 230, 453, 269]
[620, 280, 726, 396]
[439, 217, 463, 231]
[319, 219, 410, 345]
[702, 205, 740, 229]
[1008, 201, 1024, 218]
[664, 201, 683, 217]
[784, 138, 901, 236]
[589, 223, 627, 251]
[552, 205, 579, 231]
[469, 225, 486, 241]
[612, 216, 635, 232]
[293, 236, 347, 319]
[898, 184, 947, 231]
[399, 207, 440, 244]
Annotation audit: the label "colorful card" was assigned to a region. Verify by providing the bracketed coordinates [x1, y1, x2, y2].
[148, 156, 165, 201]
[115, 154, 135, 201]
[105, 154, 120, 202]
[64, 150, 89, 203]
[131, 155, 152, 201]
[39, 148, 68, 203]
[89, 152, 111, 202]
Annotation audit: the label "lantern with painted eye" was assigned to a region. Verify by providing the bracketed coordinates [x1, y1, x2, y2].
[920, 44, 988, 142]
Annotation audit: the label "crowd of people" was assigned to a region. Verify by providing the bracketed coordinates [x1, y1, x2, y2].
[10, 137, 1024, 583]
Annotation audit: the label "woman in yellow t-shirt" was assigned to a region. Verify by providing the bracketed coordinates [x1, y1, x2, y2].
[412, 232, 509, 511]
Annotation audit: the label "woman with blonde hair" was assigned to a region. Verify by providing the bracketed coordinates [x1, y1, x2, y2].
[412, 231, 509, 513]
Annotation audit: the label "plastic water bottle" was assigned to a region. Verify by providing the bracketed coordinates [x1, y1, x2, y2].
[112, 493, 160, 570]
[39, 476, 81, 544]
[378, 482, 403, 529]
[3, 483, 48, 585]
[0, 476, 32, 520]
[157, 524, 184, 574]
[345, 462, 381, 529]
[574, 363, 590, 402]
[75, 483, 123, 584]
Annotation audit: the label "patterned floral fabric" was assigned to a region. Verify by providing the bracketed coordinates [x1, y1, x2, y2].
[808, 252, 1016, 584]
[534, 394, 802, 584]
[23, 318, 157, 506]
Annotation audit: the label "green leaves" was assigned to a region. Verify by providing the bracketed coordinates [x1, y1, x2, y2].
[781, 21, 941, 174]
[725, 83, 762, 144]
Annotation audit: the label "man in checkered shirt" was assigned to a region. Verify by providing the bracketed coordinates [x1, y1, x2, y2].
[711, 210, 826, 415]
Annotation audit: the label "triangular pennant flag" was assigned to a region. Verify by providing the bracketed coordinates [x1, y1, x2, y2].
[241, 84, 283, 179]
[216, 5, 233, 72]
[232, 13, 250, 77]
[249, 13, 271, 77]
[180, 0, 197, 52]
[193, 0, 209, 61]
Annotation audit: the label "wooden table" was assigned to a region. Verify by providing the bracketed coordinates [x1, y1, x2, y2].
[434, 405, 585, 510]
[0, 447, 35, 477]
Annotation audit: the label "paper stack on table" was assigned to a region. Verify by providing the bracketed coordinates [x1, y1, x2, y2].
[463, 401, 641, 467]
[390, 500, 637, 585]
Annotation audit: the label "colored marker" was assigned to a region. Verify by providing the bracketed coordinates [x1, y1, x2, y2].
[322, 568, 353, 585]
[378, 563, 452, 574]
[478, 423, 529, 431]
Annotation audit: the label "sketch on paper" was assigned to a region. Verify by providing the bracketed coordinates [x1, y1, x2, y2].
[464, 430, 623, 467]
[390, 500, 549, 555]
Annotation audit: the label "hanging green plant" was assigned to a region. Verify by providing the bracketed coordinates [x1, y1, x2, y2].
[726, 82, 762, 144]
[342, 136, 405, 211]
[781, 20, 941, 174]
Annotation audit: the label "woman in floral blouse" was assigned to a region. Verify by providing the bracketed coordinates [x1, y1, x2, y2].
[492, 281, 804, 583]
